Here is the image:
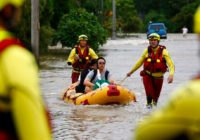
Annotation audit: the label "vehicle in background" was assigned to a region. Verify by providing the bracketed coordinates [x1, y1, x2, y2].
[147, 22, 167, 39]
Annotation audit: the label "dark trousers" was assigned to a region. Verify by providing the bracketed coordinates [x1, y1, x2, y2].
[71, 72, 80, 83]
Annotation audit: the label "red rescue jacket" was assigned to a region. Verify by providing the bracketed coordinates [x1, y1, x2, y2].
[194, 74, 200, 80]
[72, 45, 91, 71]
[0, 38, 24, 52]
[143, 45, 168, 73]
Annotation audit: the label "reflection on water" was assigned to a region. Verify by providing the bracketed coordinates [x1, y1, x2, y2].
[40, 34, 199, 140]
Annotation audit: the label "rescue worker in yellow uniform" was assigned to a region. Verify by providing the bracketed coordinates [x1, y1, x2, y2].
[127, 33, 175, 108]
[67, 34, 98, 83]
[0, 0, 52, 140]
[135, 7, 200, 140]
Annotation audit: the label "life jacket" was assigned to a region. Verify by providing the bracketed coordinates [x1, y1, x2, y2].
[72, 45, 91, 71]
[91, 69, 109, 83]
[143, 45, 168, 73]
[0, 38, 24, 140]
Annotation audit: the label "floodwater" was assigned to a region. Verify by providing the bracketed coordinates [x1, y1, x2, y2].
[40, 34, 199, 140]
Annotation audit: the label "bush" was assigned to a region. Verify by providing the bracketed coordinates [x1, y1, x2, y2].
[54, 8, 108, 51]
[122, 16, 143, 33]
[13, 0, 31, 51]
[171, 2, 199, 32]
[116, 0, 143, 33]
[143, 10, 171, 32]
[40, 25, 55, 53]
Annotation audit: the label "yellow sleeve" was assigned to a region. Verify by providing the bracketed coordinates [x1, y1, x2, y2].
[163, 49, 175, 76]
[67, 48, 76, 64]
[89, 48, 98, 59]
[130, 49, 147, 74]
[2, 46, 52, 140]
[194, 7, 200, 33]
[135, 80, 200, 140]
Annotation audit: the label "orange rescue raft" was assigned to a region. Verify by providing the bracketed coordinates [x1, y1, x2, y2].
[62, 85, 136, 105]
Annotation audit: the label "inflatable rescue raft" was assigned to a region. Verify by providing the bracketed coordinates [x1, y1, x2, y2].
[62, 85, 136, 105]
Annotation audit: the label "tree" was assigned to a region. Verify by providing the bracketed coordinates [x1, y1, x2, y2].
[51, 0, 72, 29]
[116, 0, 143, 32]
[39, 0, 55, 53]
[14, 0, 56, 53]
[135, 0, 200, 32]
[54, 8, 107, 51]
[14, 0, 31, 51]
[171, 1, 199, 32]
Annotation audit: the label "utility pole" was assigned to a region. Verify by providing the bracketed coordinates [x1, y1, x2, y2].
[112, 0, 116, 40]
[31, 0, 40, 63]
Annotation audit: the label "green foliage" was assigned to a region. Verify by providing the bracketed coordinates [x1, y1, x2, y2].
[135, 0, 200, 32]
[144, 10, 166, 24]
[13, 0, 31, 51]
[121, 16, 143, 33]
[39, 0, 55, 53]
[40, 0, 54, 25]
[116, 0, 143, 32]
[14, 0, 55, 53]
[163, 0, 196, 17]
[51, 0, 71, 29]
[40, 25, 55, 53]
[171, 2, 199, 32]
[144, 10, 170, 31]
[54, 8, 107, 51]
[13, 0, 200, 55]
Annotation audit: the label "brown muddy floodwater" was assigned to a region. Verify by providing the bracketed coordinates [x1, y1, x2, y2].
[39, 34, 199, 140]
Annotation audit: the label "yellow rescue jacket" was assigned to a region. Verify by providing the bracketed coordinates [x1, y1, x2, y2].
[135, 77, 200, 140]
[0, 29, 52, 140]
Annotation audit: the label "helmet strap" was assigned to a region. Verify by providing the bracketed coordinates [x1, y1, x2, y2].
[80, 44, 87, 47]
[149, 40, 159, 48]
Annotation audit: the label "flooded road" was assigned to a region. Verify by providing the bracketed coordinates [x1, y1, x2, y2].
[40, 34, 199, 140]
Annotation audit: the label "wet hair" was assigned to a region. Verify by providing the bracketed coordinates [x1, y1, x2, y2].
[0, 4, 18, 30]
[97, 57, 106, 63]
[89, 59, 97, 66]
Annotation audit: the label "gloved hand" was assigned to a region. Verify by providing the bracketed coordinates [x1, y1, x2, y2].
[67, 62, 72, 65]
[127, 72, 132, 77]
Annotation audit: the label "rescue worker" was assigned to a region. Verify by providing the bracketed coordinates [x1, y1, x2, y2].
[135, 7, 200, 140]
[0, 0, 52, 140]
[84, 57, 114, 92]
[127, 33, 175, 108]
[182, 26, 188, 37]
[67, 34, 98, 83]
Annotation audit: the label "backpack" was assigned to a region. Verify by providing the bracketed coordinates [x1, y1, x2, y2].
[90, 69, 109, 82]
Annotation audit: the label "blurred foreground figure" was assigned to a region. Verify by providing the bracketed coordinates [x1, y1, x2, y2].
[0, 0, 52, 140]
[135, 7, 200, 140]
